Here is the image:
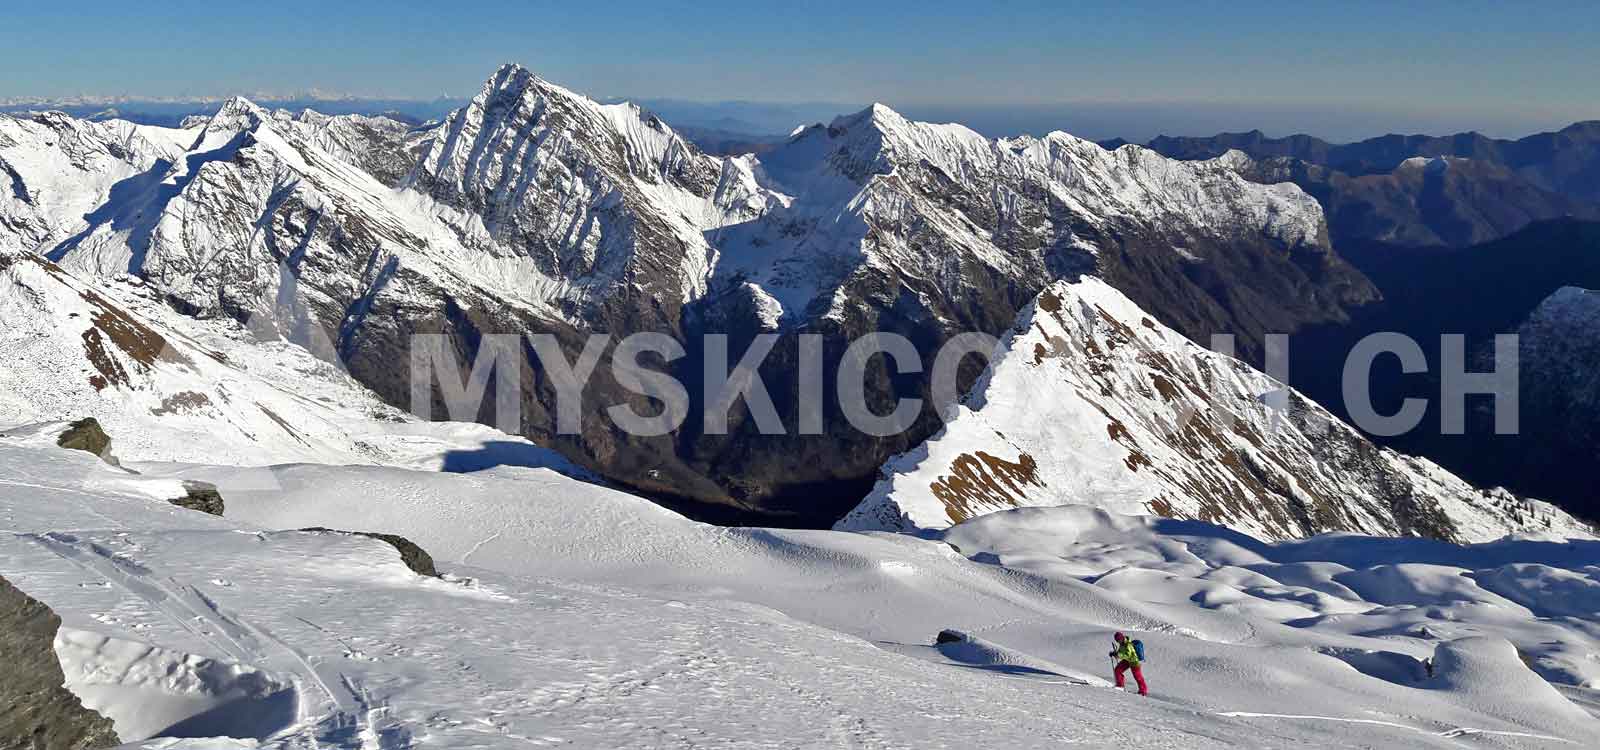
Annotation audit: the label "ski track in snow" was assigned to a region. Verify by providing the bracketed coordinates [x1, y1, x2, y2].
[24, 529, 410, 748]
[1216, 712, 1576, 744]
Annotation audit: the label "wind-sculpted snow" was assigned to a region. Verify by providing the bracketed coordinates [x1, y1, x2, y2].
[944, 505, 1600, 698]
[4, 428, 1594, 747]
[839, 275, 1587, 542]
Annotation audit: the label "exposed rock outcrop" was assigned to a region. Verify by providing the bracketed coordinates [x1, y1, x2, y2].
[0, 575, 120, 750]
[53, 418, 113, 465]
[167, 480, 225, 516]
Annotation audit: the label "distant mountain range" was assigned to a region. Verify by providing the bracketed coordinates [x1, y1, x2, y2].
[1118, 123, 1600, 248]
[0, 96, 467, 129]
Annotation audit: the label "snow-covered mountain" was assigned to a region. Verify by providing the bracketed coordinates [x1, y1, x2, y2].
[0, 63, 1403, 517]
[839, 276, 1585, 542]
[711, 101, 1369, 349]
[403, 65, 770, 332]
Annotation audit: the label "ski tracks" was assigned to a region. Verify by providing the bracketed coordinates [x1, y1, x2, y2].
[25, 531, 413, 749]
[1216, 711, 1576, 744]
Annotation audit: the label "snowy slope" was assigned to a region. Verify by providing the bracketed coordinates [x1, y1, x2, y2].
[0, 249, 591, 472]
[838, 275, 1587, 542]
[0, 111, 192, 252]
[3, 429, 1595, 747]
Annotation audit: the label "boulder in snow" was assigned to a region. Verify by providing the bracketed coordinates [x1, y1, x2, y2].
[54, 418, 115, 465]
[0, 575, 120, 750]
[166, 480, 225, 517]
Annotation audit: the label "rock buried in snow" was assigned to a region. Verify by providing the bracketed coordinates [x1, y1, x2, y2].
[0, 575, 120, 750]
[299, 528, 439, 577]
[936, 629, 969, 645]
[166, 480, 225, 516]
[54, 418, 116, 465]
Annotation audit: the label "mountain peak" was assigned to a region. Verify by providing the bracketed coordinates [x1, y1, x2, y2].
[476, 62, 586, 109]
[864, 102, 906, 125]
[202, 95, 267, 134]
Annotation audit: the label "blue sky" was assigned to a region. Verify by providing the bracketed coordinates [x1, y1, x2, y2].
[4, 1, 1597, 140]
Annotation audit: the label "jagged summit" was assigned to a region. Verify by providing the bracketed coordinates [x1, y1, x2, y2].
[478, 62, 584, 104]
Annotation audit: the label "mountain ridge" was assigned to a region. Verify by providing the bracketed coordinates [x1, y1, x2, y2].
[837, 275, 1581, 541]
[0, 63, 1445, 523]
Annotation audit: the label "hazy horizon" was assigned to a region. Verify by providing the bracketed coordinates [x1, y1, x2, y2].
[6, 1, 1599, 142]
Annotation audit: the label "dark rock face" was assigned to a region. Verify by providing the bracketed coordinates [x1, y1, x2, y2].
[299, 528, 439, 577]
[0, 575, 120, 750]
[1454, 287, 1600, 525]
[167, 480, 225, 516]
[53, 419, 113, 464]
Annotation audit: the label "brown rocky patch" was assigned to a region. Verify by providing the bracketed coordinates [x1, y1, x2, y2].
[1150, 374, 1181, 402]
[1036, 290, 1061, 313]
[79, 289, 187, 369]
[930, 450, 1042, 523]
[80, 328, 129, 391]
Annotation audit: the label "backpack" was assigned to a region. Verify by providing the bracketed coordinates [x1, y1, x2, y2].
[1132, 639, 1146, 662]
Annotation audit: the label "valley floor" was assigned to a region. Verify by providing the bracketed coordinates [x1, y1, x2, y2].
[2, 425, 1597, 749]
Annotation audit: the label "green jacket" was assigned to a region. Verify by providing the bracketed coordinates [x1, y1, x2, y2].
[1112, 639, 1140, 666]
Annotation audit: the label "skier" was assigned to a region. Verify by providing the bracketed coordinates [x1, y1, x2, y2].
[1109, 632, 1148, 696]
